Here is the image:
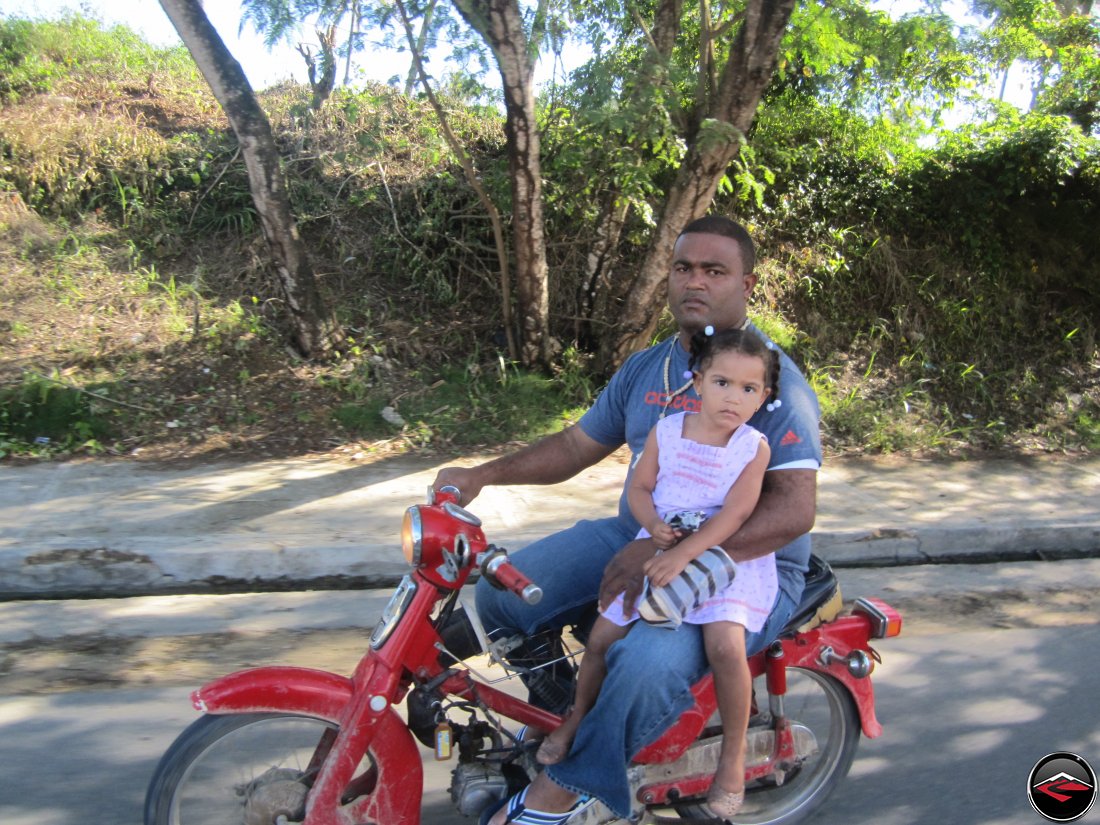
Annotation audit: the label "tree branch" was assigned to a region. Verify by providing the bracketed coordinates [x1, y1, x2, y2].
[631, 7, 661, 55]
[395, 0, 518, 360]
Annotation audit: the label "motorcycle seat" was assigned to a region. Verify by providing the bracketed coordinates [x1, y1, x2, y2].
[779, 554, 843, 636]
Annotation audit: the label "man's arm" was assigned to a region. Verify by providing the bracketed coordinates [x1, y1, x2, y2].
[719, 467, 816, 561]
[432, 425, 617, 506]
[600, 467, 816, 610]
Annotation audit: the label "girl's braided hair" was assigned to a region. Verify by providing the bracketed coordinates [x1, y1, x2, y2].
[687, 327, 781, 398]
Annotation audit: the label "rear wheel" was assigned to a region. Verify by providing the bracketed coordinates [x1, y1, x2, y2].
[144, 713, 341, 825]
[674, 668, 861, 825]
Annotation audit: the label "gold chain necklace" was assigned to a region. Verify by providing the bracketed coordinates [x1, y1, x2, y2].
[661, 319, 750, 419]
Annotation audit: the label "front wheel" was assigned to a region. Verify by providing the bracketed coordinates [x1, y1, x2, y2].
[675, 668, 862, 825]
[144, 713, 341, 825]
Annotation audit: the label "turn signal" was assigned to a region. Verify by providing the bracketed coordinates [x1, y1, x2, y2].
[853, 597, 903, 639]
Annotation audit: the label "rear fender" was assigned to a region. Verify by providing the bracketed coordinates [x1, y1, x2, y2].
[780, 615, 883, 738]
[636, 613, 884, 763]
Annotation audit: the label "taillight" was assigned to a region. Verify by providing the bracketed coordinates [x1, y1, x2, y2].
[853, 597, 903, 638]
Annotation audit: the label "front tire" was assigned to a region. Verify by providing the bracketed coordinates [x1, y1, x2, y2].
[144, 713, 339, 825]
[675, 668, 862, 825]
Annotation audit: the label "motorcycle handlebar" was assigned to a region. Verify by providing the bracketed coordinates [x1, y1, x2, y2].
[482, 549, 543, 605]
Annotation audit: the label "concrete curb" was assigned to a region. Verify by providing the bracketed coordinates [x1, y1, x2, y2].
[2, 453, 1098, 598]
[5, 523, 1100, 598]
[813, 524, 1100, 567]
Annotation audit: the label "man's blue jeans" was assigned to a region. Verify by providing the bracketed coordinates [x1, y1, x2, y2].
[474, 516, 802, 819]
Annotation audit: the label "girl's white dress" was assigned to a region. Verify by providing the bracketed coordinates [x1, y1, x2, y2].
[602, 411, 778, 632]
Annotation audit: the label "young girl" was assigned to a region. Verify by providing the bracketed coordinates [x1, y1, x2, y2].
[536, 326, 780, 820]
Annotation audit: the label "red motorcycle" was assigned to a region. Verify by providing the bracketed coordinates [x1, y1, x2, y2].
[144, 487, 901, 825]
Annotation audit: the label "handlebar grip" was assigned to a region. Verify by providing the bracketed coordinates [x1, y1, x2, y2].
[484, 552, 543, 605]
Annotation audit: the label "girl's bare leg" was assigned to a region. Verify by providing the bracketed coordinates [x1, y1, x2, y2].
[703, 621, 750, 815]
[537, 616, 629, 764]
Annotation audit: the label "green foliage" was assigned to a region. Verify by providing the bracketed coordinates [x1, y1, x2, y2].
[727, 98, 1099, 452]
[2, 12, 1097, 459]
[0, 14, 197, 101]
[0, 372, 112, 456]
[0, 16, 219, 248]
[333, 358, 592, 446]
[1071, 406, 1100, 451]
[903, 112, 1096, 273]
[977, 0, 1100, 134]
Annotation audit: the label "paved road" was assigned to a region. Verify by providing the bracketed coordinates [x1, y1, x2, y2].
[3, 621, 1098, 825]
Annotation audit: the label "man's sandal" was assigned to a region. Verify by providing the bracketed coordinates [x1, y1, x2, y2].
[479, 786, 595, 825]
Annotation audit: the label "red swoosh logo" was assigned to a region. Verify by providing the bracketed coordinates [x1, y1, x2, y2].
[1037, 778, 1092, 803]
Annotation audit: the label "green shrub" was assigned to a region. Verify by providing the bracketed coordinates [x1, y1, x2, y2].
[0, 372, 112, 455]
[714, 99, 1100, 450]
[0, 15, 196, 101]
[333, 360, 591, 447]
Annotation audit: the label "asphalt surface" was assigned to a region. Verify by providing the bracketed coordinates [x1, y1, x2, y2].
[1, 451, 1098, 598]
[7, 624, 1100, 825]
[2, 452, 1100, 825]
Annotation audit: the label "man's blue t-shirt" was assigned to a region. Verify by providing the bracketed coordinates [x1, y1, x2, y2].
[578, 323, 822, 602]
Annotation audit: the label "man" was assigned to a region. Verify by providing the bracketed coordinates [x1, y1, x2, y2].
[433, 216, 821, 823]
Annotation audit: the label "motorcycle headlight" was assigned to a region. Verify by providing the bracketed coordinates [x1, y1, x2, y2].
[402, 506, 423, 566]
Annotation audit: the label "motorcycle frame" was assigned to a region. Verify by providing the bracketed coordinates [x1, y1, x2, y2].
[190, 564, 886, 825]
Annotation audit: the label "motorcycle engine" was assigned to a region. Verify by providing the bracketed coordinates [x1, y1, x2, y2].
[449, 762, 510, 817]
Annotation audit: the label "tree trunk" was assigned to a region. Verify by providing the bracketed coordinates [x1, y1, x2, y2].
[600, 0, 795, 369]
[344, 0, 360, 86]
[601, 136, 741, 369]
[452, 0, 553, 368]
[582, 193, 630, 344]
[403, 0, 439, 98]
[297, 25, 338, 110]
[158, 0, 342, 359]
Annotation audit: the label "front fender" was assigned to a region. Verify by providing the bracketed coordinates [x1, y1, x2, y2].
[191, 666, 425, 824]
[192, 666, 354, 723]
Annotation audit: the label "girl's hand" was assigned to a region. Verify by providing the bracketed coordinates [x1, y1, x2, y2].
[648, 519, 680, 550]
[644, 547, 690, 587]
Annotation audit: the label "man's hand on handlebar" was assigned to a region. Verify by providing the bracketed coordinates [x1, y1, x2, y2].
[431, 466, 483, 507]
[598, 539, 659, 617]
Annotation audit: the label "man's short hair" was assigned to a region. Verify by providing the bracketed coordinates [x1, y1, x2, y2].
[678, 215, 756, 275]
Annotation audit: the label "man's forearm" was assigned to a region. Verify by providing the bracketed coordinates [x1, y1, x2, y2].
[474, 426, 616, 488]
[719, 469, 817, 561]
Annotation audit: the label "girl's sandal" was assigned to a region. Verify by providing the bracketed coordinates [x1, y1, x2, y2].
[535, 737, 569, 765]
[703, 783, 745, 820]
[479, 786, 595, 825]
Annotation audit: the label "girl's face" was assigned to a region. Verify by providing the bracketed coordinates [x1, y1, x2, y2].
[693, 349, 770, 431]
